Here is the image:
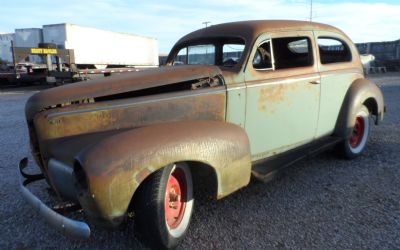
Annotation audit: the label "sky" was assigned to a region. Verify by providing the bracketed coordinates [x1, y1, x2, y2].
[1, 0, 399, 53]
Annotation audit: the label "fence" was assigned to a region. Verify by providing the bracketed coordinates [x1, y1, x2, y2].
[356, 40, 400, 71]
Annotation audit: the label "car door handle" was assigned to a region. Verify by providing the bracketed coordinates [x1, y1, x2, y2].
[309, 80, 320, 84]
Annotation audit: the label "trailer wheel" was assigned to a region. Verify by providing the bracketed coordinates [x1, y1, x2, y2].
[133, 163, 194, 249]
[0, 78, 9, 85]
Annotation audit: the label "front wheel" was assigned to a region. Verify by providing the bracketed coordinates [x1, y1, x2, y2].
[134, 163, 194, 249]
[337, 105, 370, 159]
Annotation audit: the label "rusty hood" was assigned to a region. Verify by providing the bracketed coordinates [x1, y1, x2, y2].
[25, 65, 223, 120]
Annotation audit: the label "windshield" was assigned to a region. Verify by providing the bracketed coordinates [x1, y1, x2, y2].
[172, 38, 245, 67]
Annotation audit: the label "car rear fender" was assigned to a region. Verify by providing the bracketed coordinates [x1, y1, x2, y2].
[334, 78, 384, 139]
[74, 120, 251, 224]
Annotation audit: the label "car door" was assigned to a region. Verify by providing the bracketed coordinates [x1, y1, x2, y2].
[244, 31, 321, 161]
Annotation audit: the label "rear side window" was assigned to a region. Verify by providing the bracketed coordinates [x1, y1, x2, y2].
[318, 37, 352, 64]
[272, 37, 313, 69]
[223, 44, 245, 67]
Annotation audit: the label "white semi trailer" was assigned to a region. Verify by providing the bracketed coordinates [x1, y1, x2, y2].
[42, 23, 159, 69]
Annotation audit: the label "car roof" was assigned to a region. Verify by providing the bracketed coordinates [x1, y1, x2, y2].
[174, 20, 347, 46]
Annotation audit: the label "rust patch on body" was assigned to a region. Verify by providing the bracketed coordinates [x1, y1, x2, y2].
[258, 84, 298, 112]
[135, 167, 152, 184]
[258, 85, 286, 112]
[25, 65, 223, 121]
[34, 89, 226, 142]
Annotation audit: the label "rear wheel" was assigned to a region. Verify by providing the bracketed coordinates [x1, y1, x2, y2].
[337, 105, 370, 159]
[134, 163, 193, 249]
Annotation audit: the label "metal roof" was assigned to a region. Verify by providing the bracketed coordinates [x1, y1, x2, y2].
[174, 20, 346, 46]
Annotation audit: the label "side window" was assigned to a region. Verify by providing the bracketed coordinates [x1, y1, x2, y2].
[174, 48, 187, 65]
[223, 44, 245, 66]
[272, 37, 313, 69]
[253, 41, 272, 70]
[318, 37, 352, 64]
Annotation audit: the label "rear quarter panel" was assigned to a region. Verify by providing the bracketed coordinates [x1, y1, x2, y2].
[313, 30, 364, 138]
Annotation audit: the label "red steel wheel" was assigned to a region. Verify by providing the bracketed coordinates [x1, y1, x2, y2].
[163, 164, 193, 239]
[349, 116, 366, 148]
[337, 105, 370, 159]
[165, 167, 187, 229]
[133, 163, 193, 249]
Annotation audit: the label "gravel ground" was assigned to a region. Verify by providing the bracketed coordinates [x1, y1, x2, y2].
[0, 74, 399, 249]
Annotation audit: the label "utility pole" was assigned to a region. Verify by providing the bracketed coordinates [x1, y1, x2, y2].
[202, 21, 211, 28]
[309, 0, 313, 22]
[11, 40, 16, 69]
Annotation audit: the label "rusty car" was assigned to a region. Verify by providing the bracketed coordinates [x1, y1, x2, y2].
[19, 20, 384, 249]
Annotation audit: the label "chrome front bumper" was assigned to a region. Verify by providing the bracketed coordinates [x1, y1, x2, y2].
[19, 157, 91, 239]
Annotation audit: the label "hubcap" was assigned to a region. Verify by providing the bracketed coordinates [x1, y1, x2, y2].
[349, 116, 365, 148]
[165, 168, 187, 229]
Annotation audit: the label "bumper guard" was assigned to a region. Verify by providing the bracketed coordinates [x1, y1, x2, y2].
[19, 157, 91, 239]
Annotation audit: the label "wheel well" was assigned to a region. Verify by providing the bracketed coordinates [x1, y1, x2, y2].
[187, 161, 218, 202]
[363, 97, 378, 117]
[128, 161, 218, 213]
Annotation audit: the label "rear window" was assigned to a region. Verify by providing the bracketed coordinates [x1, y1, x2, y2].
[172, 37, 245, 67]
[188, 45, 215, 65]
[174, 45, 215, 65]
[318, 37, 352, 64]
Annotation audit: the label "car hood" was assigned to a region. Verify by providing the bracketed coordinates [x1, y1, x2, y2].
[25, 65, 223, 120]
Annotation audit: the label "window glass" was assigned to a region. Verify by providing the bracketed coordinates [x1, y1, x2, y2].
[318, 37, 352, 64]
[174, 48, 187, 65]
[272, 37, 313, 69]
[222, 44, 245, 66]
[288, 39, 309, 53]
[188, 44, 215, 65]
[253, 41, 272, 70]
[171, 38, 245, 66]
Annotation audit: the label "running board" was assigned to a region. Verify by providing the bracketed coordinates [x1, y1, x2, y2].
[251, 137, 342, 182]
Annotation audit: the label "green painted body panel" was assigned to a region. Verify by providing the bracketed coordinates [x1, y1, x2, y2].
[244, 73, 320, 160]
[316, 71, 363, 137]
[225, 83, 247, 128]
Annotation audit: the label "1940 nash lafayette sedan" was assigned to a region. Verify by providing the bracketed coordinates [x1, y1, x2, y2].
[19, 20, 384, 249]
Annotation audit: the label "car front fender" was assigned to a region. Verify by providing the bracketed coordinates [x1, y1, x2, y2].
[74, 120, 251, 225]
[334, 78, 384, 138]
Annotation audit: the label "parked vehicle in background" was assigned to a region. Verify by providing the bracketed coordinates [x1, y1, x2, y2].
[0, 63, 46, 85]
[19, 20, 384, 249]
